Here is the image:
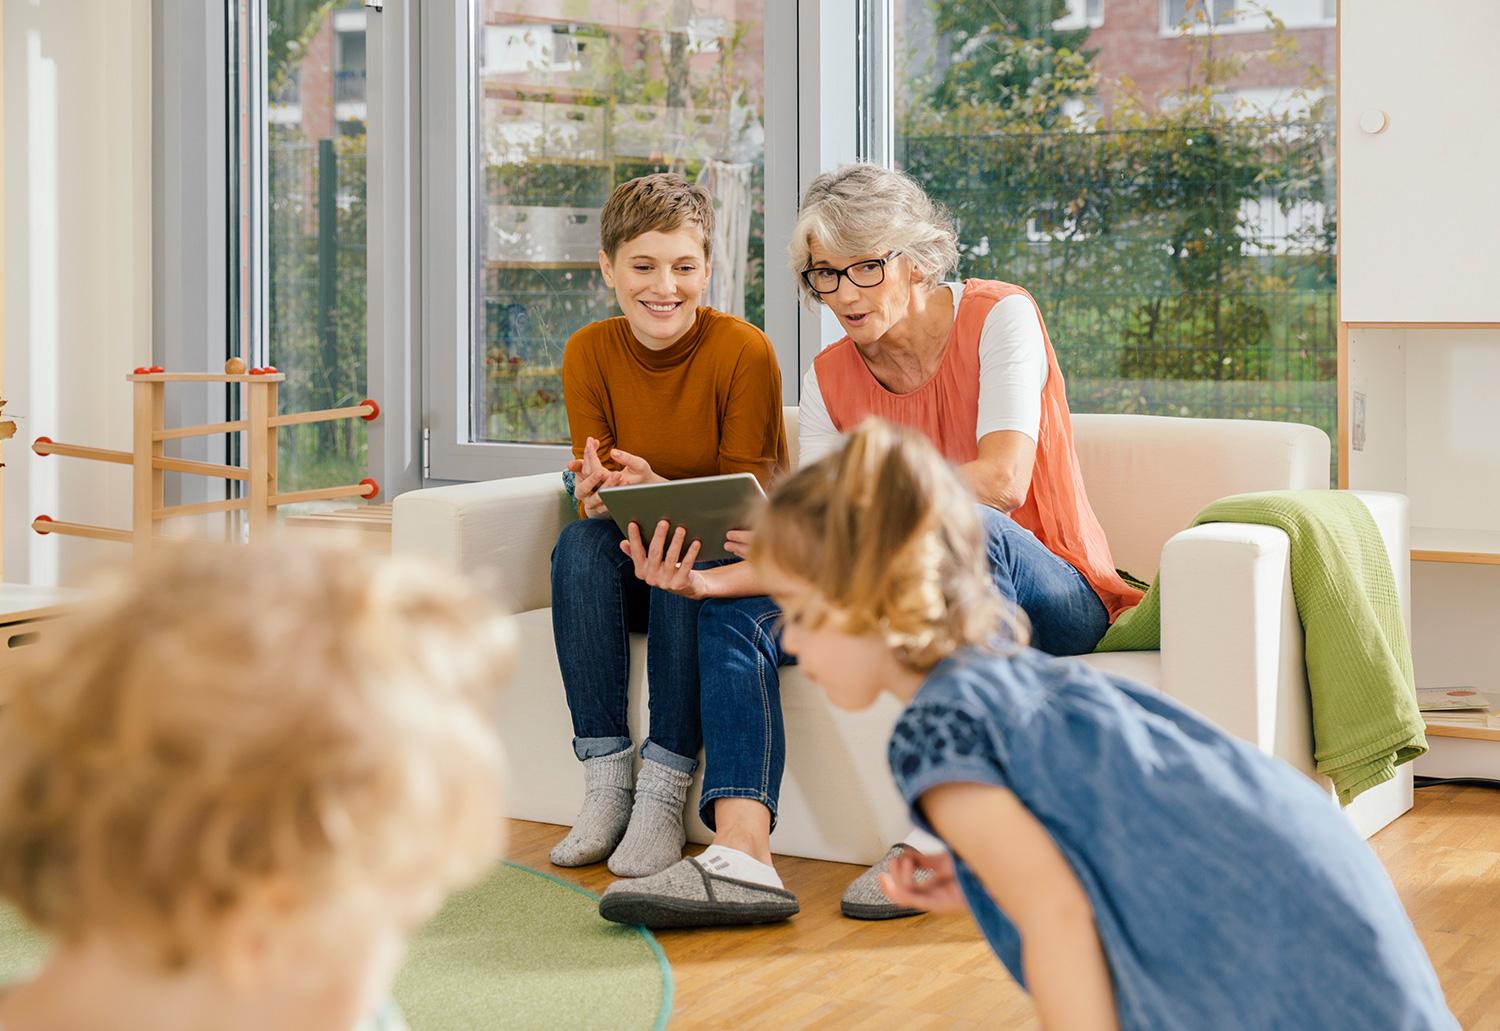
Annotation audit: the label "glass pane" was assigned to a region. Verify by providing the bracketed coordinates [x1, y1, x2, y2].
[266, 0, 369, 500]
[894, 0, 1337, 481]
[1159, 0, 1193, 30]
[471, 2, 767, 445]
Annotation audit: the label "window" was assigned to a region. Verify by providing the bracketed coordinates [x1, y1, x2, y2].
[1055, 0, 1104, 31]
[1161, 0, 1335, 33]
[424, 2, 802, 480]
[263, 0, 370, 502]
[473, 5, 768, 448]
[1162, 0, 1238, 29]
[894, 0, 1338, 481]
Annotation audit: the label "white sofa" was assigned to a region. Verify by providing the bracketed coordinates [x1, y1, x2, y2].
[392, 410, 1414, 864]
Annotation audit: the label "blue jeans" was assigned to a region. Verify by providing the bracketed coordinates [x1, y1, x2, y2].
[977, 505, 1109, 657]
[694, 503, 1109, 825]
[697, 593, 794, 830]
[550, 515, 729, 773]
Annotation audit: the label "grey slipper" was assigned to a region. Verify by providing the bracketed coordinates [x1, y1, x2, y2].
[840, 842, 930, 920]
[598, 856, 800, 929]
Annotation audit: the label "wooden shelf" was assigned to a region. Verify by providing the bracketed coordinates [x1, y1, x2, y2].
[284, 503, 391, 555]
[1423, 722, 1500, 742]
[1410, 527, 1500, 565]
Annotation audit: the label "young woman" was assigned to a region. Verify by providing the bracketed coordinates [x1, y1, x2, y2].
[549, 172, 787, 879]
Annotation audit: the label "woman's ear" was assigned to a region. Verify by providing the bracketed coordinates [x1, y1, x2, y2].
[598, 249, 616, 288]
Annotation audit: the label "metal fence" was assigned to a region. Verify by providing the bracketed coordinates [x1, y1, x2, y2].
[900, 120, 1338, 471]
[267, 136, 369, 488]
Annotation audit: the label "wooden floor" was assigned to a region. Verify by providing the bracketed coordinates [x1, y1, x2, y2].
[506, 783, 1500, 1030]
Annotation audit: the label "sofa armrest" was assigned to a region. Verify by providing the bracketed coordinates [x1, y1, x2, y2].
[1158, 523, 1309, 770]
[391, 473, 576, 613]
[1156, 491, 1411, 778]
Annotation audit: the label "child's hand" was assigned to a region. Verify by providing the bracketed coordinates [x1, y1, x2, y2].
[879, 849, 967, 914]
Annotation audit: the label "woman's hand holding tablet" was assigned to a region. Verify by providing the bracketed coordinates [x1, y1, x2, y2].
[599, 473, 766, 564]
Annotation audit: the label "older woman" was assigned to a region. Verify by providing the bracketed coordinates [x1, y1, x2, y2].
[598, 164, 1142, 930]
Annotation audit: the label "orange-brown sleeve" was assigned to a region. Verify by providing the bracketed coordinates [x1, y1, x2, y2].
[716, 328, 789, 490]
[560, 326, 621, 517]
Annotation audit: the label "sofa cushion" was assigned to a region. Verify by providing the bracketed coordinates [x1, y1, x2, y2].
[1072, 414, 1331, 579]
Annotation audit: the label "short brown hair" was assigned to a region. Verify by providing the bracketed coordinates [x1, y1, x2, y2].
[0, 544, 513, 970]
[750, 419, 1019, 671]
[599, 173, 715, 261]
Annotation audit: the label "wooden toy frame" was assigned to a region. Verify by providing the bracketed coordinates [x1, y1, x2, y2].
[31, 371, 381, 552]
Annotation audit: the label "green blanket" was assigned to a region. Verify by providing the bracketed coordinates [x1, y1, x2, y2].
[1096, 490, 1426, 805]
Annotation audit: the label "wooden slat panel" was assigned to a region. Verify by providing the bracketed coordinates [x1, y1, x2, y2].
[266, 404, 375, 428]
[152, 456, 250, 482]
[32, 440, 132, 464]
[154, 420, 248, 441]
[32, 519, 131, 544]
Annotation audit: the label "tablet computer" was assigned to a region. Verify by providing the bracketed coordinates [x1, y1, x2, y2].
[599, 473, 766, 562]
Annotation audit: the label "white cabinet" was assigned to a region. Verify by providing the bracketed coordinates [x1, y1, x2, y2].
[1341, 1, 1500, 766]
[1347, 327, 1500, 562]
[1339, 0, 1500, 324]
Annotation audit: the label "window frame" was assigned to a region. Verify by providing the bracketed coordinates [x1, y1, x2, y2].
[421, 0, 811, 483]
[365, 0, 423, 498]
[153, 0, 243, 512]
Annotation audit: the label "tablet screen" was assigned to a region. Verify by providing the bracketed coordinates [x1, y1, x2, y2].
[598, 473, 766, 562]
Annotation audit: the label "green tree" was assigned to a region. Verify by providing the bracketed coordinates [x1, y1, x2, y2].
[920, 0, 1095, 126]
[898, 1, 1337, 454]
[269, 0, 337, 93]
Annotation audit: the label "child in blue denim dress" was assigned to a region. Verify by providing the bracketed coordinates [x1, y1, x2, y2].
[748, 419, 1458, 1031]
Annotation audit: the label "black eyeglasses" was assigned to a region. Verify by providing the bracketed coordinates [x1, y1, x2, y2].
[801, 251, 903, 295]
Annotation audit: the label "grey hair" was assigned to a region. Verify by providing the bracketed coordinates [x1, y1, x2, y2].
[788, 164, 961, 309]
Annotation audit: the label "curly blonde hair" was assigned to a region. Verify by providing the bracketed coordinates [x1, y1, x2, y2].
[0, 544, 513, 970]
[750, 419, 1021, 671]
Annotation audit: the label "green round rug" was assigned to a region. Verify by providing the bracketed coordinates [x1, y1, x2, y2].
[393, 862, 673, 1031]
[0, 862, 672, 1031]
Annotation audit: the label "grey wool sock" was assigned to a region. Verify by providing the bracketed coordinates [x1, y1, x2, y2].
[607, 757, 692, 878]
[549, 746, 636, 868]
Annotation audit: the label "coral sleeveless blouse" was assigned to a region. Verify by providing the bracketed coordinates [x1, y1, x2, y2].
[812, 279, 1144, 621]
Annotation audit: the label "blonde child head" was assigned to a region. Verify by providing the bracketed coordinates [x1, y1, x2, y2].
[0, 544, 512, 983]
[750, 418, 1020, 672]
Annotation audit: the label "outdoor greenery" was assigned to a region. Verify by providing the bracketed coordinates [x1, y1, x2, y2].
[267, 128, 369, 491]
[267, 1, 369, 492]
[897, 0, 1337, 461]
[265, 1, 1338, 478]
[477, 7, 765, 442]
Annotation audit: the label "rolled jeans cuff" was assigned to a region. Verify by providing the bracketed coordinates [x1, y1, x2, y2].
[573, 735, 633, 762]
[641, 738, 699, 774]
[697, 787, 778, 833]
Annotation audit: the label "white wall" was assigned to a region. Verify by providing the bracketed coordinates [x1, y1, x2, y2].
[3, 0, 152, 585]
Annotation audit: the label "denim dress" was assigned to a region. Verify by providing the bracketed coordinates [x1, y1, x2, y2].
[889, 647, 1458, 1031]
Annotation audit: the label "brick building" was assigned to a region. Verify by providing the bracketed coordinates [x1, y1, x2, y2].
[1088, 0, 1334, 117]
